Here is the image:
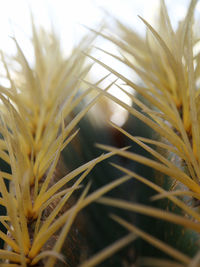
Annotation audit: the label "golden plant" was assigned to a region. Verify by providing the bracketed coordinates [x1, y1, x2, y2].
[0, 17, 131, 267]
[2, 1, 200, 266]
[81, 0, 200, 265]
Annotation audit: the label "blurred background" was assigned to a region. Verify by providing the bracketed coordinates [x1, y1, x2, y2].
[0, 0, 195, 51]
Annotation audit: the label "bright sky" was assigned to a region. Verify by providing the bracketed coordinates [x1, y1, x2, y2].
[0, 0, 192, 54]
[0, 0, 194, 126]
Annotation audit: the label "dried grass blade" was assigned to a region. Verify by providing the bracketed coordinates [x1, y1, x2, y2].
[99, 197, 200, 232]
[79, 233, 137, 267]
[97, 144, 200, 194]
[111, 214, 191, 264]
